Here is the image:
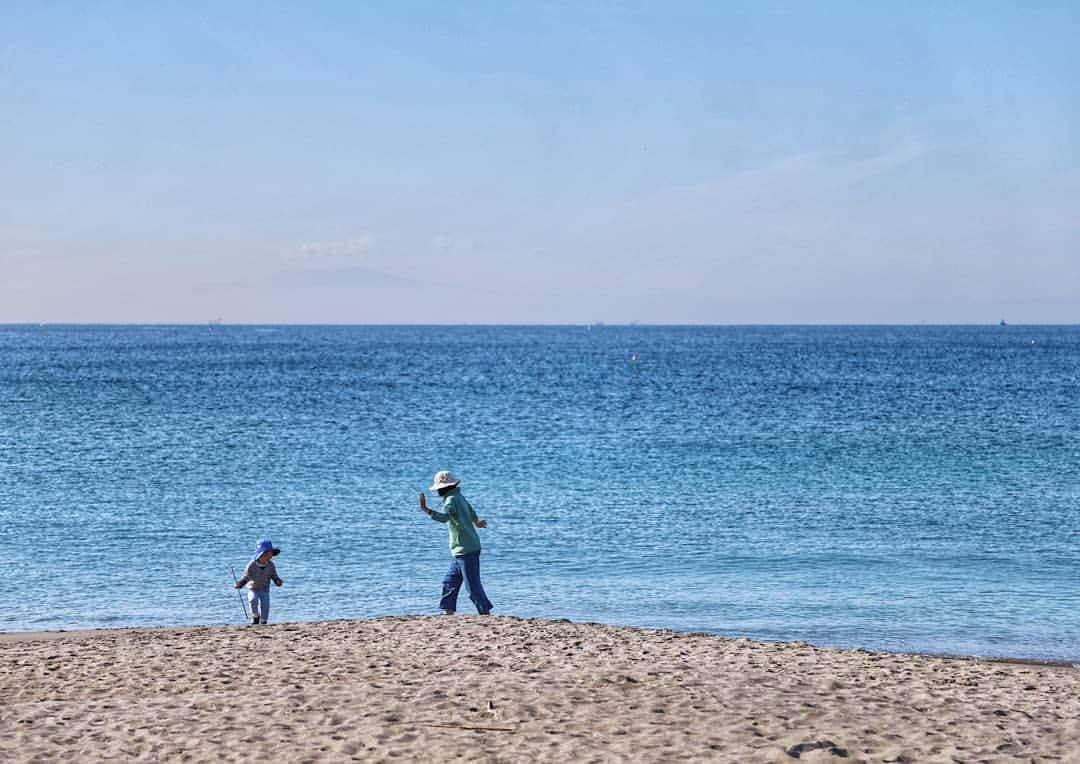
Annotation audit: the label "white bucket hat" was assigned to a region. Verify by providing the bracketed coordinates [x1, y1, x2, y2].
[430, 470, 461, 491]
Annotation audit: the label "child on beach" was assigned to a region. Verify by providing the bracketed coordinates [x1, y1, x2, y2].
[234, 539, 284, 625]
[419, 470, 493, 615]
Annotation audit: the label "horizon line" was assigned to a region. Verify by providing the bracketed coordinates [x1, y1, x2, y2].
[2, 322, 1075, 328]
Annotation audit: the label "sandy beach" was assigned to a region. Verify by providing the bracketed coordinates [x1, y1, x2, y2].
[1, 616, 1077, 762]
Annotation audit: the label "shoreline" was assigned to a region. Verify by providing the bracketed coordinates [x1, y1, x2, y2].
[2, 617, 1076, 668]
[3, 615, 1078, 761]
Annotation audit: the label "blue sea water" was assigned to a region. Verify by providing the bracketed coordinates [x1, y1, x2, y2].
[1, 324, 1077, 660]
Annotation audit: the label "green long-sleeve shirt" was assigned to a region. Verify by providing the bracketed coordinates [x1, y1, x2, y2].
[428, 488, 482, 556]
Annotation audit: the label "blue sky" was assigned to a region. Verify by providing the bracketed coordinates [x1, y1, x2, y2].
[2, 1, 1077, 323]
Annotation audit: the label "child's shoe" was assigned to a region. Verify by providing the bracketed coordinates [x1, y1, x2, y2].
[251, 615, 259, 625]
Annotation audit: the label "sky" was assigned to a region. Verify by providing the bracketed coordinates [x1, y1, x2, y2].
[1, 1, 1077, 324]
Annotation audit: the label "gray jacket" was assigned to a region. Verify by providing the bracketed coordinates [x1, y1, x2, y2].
[237, 560, 281, 592]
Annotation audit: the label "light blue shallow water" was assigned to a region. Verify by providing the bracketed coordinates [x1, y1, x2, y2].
[1, 325, 1077, 660]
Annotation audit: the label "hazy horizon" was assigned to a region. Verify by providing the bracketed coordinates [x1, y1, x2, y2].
[3, 321, 1072, 328]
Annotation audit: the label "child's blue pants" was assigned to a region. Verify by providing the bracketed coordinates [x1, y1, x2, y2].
[249, 590, 270, 623]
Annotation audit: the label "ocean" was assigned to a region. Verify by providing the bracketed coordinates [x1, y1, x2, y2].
[1, 324, 1077, 660]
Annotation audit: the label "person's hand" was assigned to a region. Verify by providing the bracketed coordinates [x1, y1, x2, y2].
[233, 582, 242, 589]
[275, 579, 284, 587]
[476, 519, 487, 528]
[419, 492, 428, 511]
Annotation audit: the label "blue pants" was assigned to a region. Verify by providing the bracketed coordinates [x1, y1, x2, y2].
[249, 589, 270, 623]
[440, 551, 492, 614]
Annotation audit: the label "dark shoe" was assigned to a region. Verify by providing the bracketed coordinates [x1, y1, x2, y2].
[440, 609, 455, 615]
[251, 616, 259, 625]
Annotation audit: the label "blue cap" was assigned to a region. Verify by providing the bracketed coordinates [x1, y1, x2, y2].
[253, 538, 278, 560]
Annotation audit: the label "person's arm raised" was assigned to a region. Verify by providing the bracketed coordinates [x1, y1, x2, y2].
[420, 491, 449, 522]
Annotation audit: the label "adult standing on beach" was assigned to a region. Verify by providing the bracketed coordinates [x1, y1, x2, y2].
[419, 470, 493, 615]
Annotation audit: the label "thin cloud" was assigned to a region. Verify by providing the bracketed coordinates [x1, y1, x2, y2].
[430, 234, 478, 254]
[284, 234, 378, 263]
[650, 142, 932, 207]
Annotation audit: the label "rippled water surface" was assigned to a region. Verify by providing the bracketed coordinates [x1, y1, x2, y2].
[1, 325, 1077, 659]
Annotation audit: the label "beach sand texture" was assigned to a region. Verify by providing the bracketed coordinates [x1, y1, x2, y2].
[1, 615, 1077, 762]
